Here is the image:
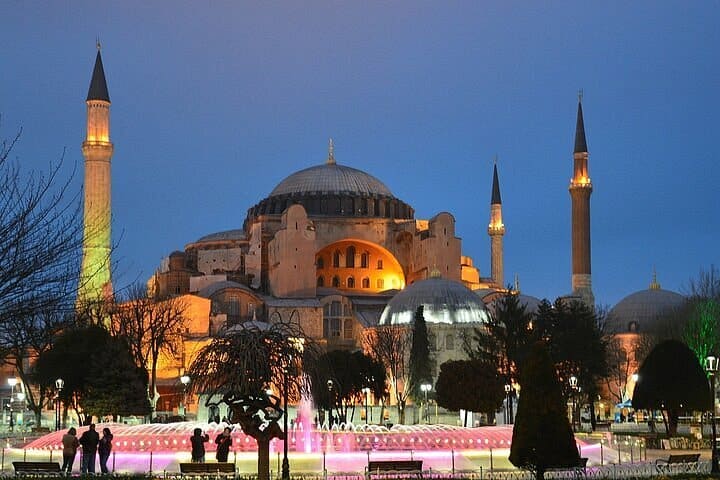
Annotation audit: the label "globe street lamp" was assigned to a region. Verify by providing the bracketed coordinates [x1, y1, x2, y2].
[7, 378, 17, 432]
[706, 355, 719, 474]
[55, 378, 64, 431]
[326, 380, 334, 427]
[504, 384, 514, 424]
[569, 375, 579, 432]
[420, 384, 432, 423]
[180, 375, 190, 417]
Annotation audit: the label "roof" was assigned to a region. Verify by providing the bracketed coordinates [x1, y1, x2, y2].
[606, 288, 686, 334]
[491, 163, 502, 204]
[264, 298, 321, 308]
[379, 277, 490, 326]
[195, 229, 246, 243]
[87, 50, 110, 102]
[197, 280, 257, 299]
[268, 163, 394, 198]
[574, 100, 587, 153]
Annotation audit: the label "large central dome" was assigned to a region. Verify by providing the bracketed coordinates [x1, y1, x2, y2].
[269, 163, 393, 198]
[245, 145, 414, 224]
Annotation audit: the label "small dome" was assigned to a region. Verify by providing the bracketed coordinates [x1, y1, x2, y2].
[606, 288, 685, 334]
[269, 163, 394, 198]
[195, 229, 246, 243]
[379, 277, 490, 326]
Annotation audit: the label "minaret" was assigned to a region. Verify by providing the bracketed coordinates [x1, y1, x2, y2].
[569, 92, 594, 306]
[488, 160, 505, 287]
[77, 45, 114, 305]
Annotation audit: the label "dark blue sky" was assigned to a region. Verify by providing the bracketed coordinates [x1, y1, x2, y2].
[3, 2, 718, 307]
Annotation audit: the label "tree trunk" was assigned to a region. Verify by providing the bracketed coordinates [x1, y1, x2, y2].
[535, 467, 545, 480]
[589, 401, 597, 431]
[667, 408, 679, 437]
[257, 438, 270, 480]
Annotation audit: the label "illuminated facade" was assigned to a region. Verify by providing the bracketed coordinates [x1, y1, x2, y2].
[78, 48, 113, 304]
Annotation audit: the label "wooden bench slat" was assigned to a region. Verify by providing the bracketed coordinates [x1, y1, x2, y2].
[12, 461, 62, 474]
[179, 462, 235, 475]
[367, 460, 423, 473]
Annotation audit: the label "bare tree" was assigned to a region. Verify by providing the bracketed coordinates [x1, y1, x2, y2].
[110, 283, 188, 415]
[364, 325, 412, 424]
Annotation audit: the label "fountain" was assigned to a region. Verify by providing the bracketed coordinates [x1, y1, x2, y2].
[6, 421, 606, 475]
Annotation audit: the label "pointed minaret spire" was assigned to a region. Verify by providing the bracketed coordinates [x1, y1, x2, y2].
[488, 159, 505, 287]
[574, 90, 587, 153]
[326, 138, 336, 165]
[87, 48, 110, 102]
[569, 92, 594, 307]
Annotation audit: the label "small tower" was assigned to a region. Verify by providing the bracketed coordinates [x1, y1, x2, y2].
[569, 93, 594, 307]
[77, 46, 114, 306]
[488, 161, 505, 287]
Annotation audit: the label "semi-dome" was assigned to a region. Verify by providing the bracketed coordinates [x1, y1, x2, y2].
[606, 281, 685, 334]
[379, 277, 490, 326]
[269, 163, 394, 198]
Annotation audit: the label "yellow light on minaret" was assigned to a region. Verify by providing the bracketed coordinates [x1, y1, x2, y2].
[77, 46, 114, 308]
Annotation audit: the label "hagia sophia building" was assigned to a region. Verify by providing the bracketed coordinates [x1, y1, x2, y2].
[77, 49, 687, 421]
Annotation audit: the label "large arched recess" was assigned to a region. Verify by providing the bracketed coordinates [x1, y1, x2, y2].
[315, 239, 405, 293]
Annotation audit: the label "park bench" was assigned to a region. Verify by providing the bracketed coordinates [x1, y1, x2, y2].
[178, 462, 236, 477]
[655, 453, 701, 474]
[12, 461, 62, 476]
[367, 460, 423, 478]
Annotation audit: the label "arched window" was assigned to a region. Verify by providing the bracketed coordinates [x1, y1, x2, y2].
[317, 276, 324, 287]
[376, 278, 384, 289]
[333, 251, 341, 268]
[346, 246, 356, 267]
[332, 276, 340, 288]
[347, 276, 355, 288]
[362, 277, 370, 289]
[316, 257, 324, 269]
[445, 334, 455, 350]
[361, 252, 369, 268]
[377, 259, 383, 270]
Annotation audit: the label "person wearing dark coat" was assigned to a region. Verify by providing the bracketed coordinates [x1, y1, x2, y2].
[190, 428, 210, 463]
[215, 427, 233, 462]
[61, 427, 80, 474]
[79, 424, 100, 473]
[98, 427, 114, 474]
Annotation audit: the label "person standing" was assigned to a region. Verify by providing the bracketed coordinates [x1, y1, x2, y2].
[190, 428, 210, 463]
[98, 427, 114, 474]
[61, 427, 80, 474]
[79, 424, 100, 473]
[214, 427, 233, 462]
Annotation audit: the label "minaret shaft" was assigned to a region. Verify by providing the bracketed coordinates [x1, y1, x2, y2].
[78, 51, 113, 305]
[488, 164, 505, 287]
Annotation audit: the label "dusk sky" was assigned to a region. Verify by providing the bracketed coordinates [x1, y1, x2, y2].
[3, 2, 718, 307]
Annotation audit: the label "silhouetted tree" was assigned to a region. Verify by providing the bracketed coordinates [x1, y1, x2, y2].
[435, 359, 503, 426]
[187, 321, 315, 480]
[34, 325, 151, 424]
[409, 306, 433, 402]
[632, 339, 711, 436]
[364, 325, 412, 423]
[510, 341, 580, 480]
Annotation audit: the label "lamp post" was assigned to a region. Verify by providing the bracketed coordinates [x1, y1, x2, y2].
[327, 380, 334, 427]
[362, 387, 371, 424]
[706, 355, 719, 474]
[281, 363, 290, 480]
[180, 375, 190, 418]
[420, 384, 432, 423]
[54, 378, 64, 431]
[505, 384, 514, 424]
[569, 375, 578, 432]
[7, 378, 17, 432]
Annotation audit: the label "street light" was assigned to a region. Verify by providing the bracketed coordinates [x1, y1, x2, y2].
[180, 375, 190, 417]
[7, 378, 17, 432]
[420, 384, 432, 423]
[569, 375, 579, 432]
[55, 378, 64, 431]
[706, 355, 719, 474]
[327, 380, 334, 427]
[505, 384, 514, 424]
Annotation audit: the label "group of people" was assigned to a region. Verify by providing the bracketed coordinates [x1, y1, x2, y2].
[190, 427, 233, 463]
[60, 424, 233, 473]
[61, 424, 114, 474]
